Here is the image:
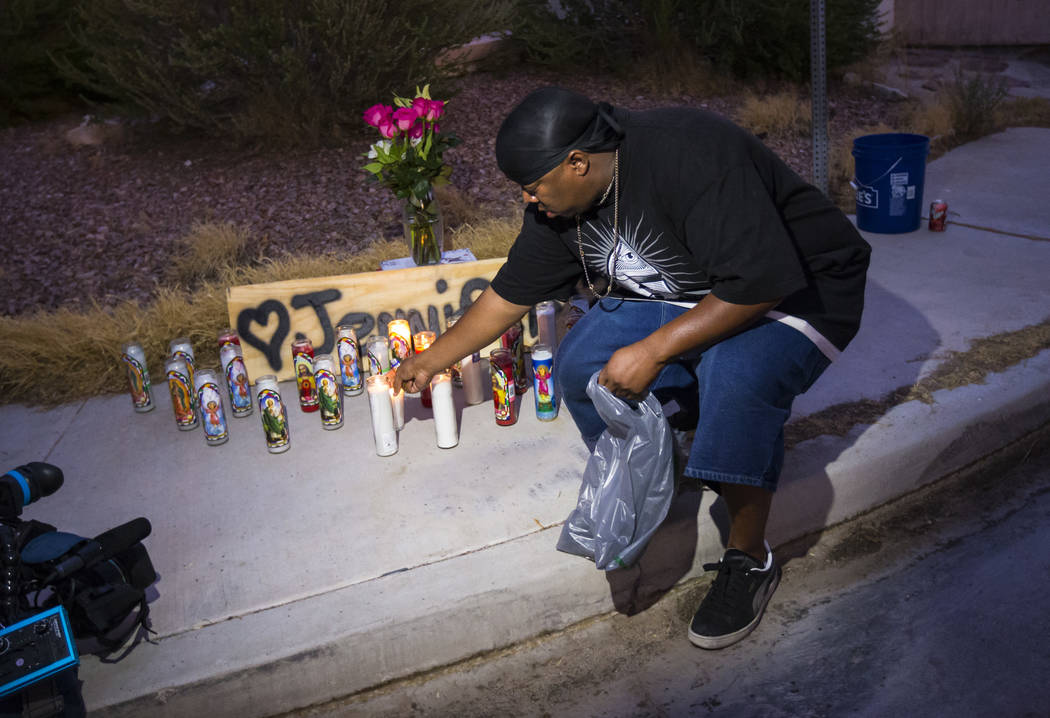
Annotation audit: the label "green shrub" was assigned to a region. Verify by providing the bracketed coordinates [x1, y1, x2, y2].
[0, 0, 86, 124]
[687, 0, 882, 82]
[511, 0, 881, 83]
[510, 0, 641, 72]
[946, 69, 1008, 142]
[54, 0, 511, 144]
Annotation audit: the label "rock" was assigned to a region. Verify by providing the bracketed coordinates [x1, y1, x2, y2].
[960, 57, 1009, 73]
[65, 117, 124, 147]
[65, 124, 107, 147]
[869, 83, 909, 101]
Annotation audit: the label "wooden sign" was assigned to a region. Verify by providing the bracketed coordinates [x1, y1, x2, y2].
[226, 258, 512, 383]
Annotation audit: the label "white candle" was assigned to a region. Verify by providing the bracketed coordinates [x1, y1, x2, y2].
[366, 375, 398, 456]
[365, 335, 390, 376]
[430, 371, 458, 448]
[389, 386, 405, 430]
[536, 300, 558, 352]
[460, 352, 487, 405]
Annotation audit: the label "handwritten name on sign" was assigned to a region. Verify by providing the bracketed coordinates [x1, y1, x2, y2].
[225, 258, 510, 384]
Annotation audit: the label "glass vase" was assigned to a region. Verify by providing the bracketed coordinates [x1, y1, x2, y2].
[402, 190, 444, 266]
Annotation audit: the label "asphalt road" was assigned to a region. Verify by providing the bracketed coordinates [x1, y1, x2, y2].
[286, 422, 1050, 718]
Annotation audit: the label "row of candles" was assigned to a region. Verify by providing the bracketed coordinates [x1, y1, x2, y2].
[119, 300, 562, 457]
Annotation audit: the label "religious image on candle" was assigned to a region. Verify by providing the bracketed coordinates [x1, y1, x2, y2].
[365, 335, 390, 376]
[388, 319, 412, 369]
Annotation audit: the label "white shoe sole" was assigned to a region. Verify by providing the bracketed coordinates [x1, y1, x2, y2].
[687, 567, 781, 650]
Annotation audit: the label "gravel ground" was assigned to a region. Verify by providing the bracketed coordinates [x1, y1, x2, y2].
[0, 68, 896, 318]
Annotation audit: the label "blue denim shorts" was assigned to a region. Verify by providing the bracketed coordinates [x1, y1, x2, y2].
[554, 298, 831, 492]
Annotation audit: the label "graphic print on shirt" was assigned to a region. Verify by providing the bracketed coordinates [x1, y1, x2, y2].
[579, 214, 711, 300]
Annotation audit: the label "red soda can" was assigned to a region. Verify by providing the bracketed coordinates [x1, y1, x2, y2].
[929, 199, 948, 231]
[489, 348, 518, 426]
[291, 337, 319, 412]
[500, 323, 528, 394]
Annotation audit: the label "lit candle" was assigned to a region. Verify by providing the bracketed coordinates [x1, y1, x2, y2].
[430, 371, 458, 448]
[387, 319, 412, 369]
[459, 352, 487, 405]
[366, 374, 398, 456]
[364, 335, 390, 376]
[413, 330, 436, 408]
[389, 384, 405, 431]
[413, 330, 435, 352]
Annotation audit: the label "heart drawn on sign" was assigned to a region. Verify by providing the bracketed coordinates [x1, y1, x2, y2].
[237, 300, 290, 371]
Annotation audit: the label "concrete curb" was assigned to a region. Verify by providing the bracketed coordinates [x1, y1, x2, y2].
[84, 350, 1050, 717]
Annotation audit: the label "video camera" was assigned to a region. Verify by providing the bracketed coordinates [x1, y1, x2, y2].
[0, 463, 156, 718]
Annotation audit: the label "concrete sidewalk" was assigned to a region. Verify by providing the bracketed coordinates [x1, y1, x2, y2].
[2, 128, 1049, 717]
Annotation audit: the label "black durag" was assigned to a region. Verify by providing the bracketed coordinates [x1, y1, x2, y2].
[495, 87, 624, 186]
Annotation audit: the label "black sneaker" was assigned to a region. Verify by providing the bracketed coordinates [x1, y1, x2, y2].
[688, 543, 780, 650]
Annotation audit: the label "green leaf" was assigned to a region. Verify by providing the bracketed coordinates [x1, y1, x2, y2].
[362, 162, 383, 173]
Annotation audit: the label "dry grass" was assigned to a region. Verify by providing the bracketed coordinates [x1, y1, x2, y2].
[0, 218, 519, 406]
[735, 90, 812, 138]
[434, 184, 506, 228]
[998, 96, 1050, 128]
[0, 290, 227, 406]
[906, 100, 954, 144]
[447, 216, 519, 259]
[633, 46, 737, 98]
[786, 318, 1050, 448]
[898, 92, 1050, 169]
[168, 221, 252, 285]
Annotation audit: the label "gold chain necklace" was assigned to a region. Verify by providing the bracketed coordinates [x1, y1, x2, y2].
[577, 148, 619, 300]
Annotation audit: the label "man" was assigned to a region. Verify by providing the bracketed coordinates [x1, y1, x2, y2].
[394, 87, 870, 649]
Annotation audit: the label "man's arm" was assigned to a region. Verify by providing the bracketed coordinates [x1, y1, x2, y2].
[598, 294, 781, 399]
[393, 286, 531, 394]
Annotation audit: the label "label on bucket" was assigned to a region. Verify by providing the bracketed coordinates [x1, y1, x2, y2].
[890, 172, 909, 216]
[856, 187, 878, 209]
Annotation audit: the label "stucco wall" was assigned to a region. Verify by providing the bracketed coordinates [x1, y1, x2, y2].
[892, 0, 1050, 45]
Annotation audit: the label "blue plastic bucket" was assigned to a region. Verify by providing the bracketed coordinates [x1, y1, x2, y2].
[851, 133, 930, 233]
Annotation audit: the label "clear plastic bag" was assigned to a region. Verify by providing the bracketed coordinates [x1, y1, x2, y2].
[556, 372, 675, 570]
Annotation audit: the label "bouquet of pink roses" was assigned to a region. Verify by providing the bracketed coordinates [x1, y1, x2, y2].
[361, 85, 459, 206]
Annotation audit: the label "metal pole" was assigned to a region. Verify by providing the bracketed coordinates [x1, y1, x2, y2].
[810, 0, 829, 195]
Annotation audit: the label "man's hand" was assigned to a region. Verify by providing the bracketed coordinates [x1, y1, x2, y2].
[597, 340, 664, 400]
[597, 294, 782, 401]
[393, 353, 435, 395]
[388, 286, 531, 395]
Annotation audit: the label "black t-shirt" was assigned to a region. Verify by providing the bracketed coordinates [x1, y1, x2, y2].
[490, 107, 871, 351]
